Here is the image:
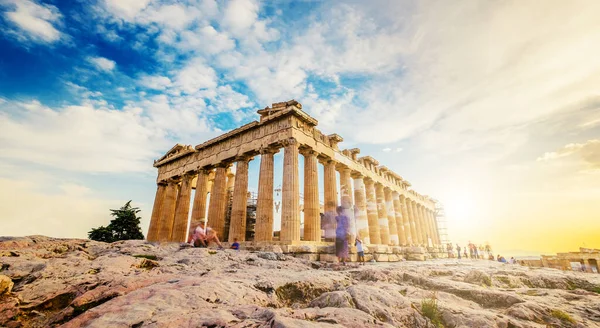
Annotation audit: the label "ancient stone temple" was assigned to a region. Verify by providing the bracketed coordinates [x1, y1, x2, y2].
[147, 100, 443, 261]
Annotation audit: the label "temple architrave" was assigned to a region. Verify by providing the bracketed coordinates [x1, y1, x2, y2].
[146, 100, 444, 261]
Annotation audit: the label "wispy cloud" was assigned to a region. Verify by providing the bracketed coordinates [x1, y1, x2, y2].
[2, 0, 63, 43]
[538, 140, 600, 170]
[87, 56, 116, 72]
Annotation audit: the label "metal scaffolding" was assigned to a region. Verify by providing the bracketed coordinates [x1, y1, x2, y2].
[435, 202, 450, 246]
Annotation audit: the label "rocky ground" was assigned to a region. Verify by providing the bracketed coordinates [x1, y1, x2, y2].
[1, 236, 599, 328]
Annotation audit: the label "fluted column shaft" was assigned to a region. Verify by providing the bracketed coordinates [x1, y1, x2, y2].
[302, 149, 320, 241]
[189, 169, 210, 239]
[430, 210, 441, 245]
[281, 138, 300, 242]
[147, 183, 167, 241]
[392, 192, 407, 246]
[406, 198, 420, 245]
[384, 188, 398, 245]
[419, 205, 432, 247]
[365, 179, 380, 244]
[353, 176, 370, 244]
[158, 180, 179, 242]
[229, 157, 251, 241]
[255, 150, 276, 241]
[171, 173, 194, 242]
[411, 201, 424, 245]
[375, 183, 390, 245]
[323, 160, 337, 213]
[400, 196, 413, 245]
[338, 167, 355, 241]
[426, 208, 437, 246]
[208, 165, 229, 239]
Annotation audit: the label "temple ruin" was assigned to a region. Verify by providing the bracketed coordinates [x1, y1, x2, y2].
[146, 100, 444, 261]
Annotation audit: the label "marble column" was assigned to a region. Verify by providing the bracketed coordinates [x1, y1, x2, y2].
[365, 178, 380, 244]
[171, 173, 194, 242]
[352, 174, 370, 244]
[158, 179, 180, 242]
[228, 156, 252, 242]
[322, 158, 337, 240]
[281, 138, 300, 242]
[392, 192, 407, 246]
[431, 210, 441, 245]
[255, 148, 276, 241]
[419, 205, 432, 247]
[147, 182, 167, 242]
[226, 169, 235, 191]
[427, 209, 438, 246]
[301, 148, 320, 242]
[384, 188, 398, 245]
[189, 169, 210, 240]
[323, 159, 337, 213]
[207, 164, 229, 239]
[411, 201, 424, 245]
[375, 183, 390, 245]
[400, 195, 413, 245]
[406, 198, 420, 245]
[338, 166, 355, 242]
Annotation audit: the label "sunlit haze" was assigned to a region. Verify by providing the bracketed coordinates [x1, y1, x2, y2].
[1, 0, 599, 257]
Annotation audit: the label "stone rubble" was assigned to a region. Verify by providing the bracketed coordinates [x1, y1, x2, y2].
[1, 236, 599, 328]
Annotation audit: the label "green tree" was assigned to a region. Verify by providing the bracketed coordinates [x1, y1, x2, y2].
[88, 201, 145, 242]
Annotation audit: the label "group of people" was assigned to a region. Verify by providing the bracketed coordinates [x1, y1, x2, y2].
[447, 242, 517, 264]
[335, 206, 365, 265]
[187, 218, 239, 250]
[447, 242, 493, 260]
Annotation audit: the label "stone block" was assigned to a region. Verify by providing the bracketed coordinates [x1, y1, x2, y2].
[282, 244, 317, 254]
[406, 253, 426, 261]
[373, 254, 389, 262]
[367, 245, 389, 253]
[316, 245, 335, 254]
[388, 254, 400, 262]
[319, 254, 339, 263]
[391, 246, 403, 254]
[293, 253, 319, 261]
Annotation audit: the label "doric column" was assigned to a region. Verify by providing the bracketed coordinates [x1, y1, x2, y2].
[147, 182, 167, 242]
[280, 138, 300, 242]
[171, 172, 194, 242]
[392, 192, 407, 246]
[158, 179, 180, 242]
[207, 164, 229, 239]
[365, 178, 380, 244]
[323, 159, 337, 213]
[384, 188, 398, 245]
[255, 148, 277, 241]
[419, 205, 432, 247]
[226, 169, 235, 191]
[322, 158, 337, 240]
[301, 148, 320, 242]
[228, 156, 252, 242]
[406, 198, 420, 245]
[375, 183, 390, 245]
[400, 195, 413, 245]
[352, 174, 370, 244]
[430, 209, 441, 245]
[411, 201, 424, 245]
[189, 169, 210, 239]
[338, 166, 355, 241]
[426, 208, 437, 246]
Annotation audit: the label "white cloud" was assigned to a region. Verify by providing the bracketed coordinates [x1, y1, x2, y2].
[3, 0, 62, 43]
[537, 140, 600, 170]
[103, 0, 151, 21]
[138, 74, 172, 90]
[87, 56, 116, 72]
[177, 25, 236, 54]
[222, 0, 258, 35]
[382, 147, 391, 152]
[173, 58, 218, 94]
[140, 3, 199, 30]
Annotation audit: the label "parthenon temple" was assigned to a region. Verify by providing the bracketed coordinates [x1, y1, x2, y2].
[147, 100, 445, 261]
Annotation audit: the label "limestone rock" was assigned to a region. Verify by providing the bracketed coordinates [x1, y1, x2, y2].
[0, 275, 13, 295]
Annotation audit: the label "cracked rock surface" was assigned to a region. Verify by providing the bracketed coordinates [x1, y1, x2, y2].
[1, 236, 599, 328]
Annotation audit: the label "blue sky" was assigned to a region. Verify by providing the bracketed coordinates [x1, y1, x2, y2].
[1, 0, 600, 255]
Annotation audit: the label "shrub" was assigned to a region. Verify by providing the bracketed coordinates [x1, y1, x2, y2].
[421, 293, 444, 328]
[550, 309, 575, 324]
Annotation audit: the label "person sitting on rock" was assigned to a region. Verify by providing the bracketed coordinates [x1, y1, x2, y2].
[355, 237, 365, 265]
[189, 218, 223, 249]
[231, 238, 240, 251]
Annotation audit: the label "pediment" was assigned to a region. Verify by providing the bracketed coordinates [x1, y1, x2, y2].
[154, 144, 195, 167]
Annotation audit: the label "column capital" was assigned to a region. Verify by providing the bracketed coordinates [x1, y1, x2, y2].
[335, 163, 351, 173]
[350, 171, 363, 179]
[214, 162, 232, 169]
[234, 154, 254, 162]
[282, 137, 298, 148]
[318, 155, 335, 166]
[299, 147, 318, 157]
[259, 145, 280, 155]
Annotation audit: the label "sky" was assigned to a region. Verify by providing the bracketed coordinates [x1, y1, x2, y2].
[1, 0, 599, 257]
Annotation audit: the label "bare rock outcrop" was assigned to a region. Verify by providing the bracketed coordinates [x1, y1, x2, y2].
[1, 236, 599, 328]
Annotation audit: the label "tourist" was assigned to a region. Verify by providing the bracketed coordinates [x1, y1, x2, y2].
[335, 206, 350, 265]
[188, 218, 223, 249]
[231, 238, 240, 251]
[463, 247, 468, 259]
[509, 257, 516, 264]
[473, 244, 479, 260]
[355, 237, 365, 265]
[456, 244, 462, 259]
[447, 243, 454, 258]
